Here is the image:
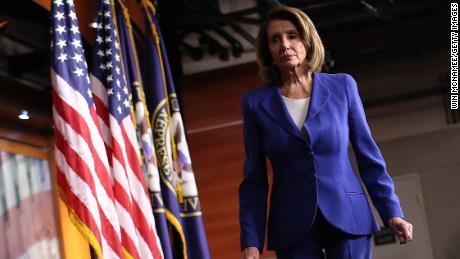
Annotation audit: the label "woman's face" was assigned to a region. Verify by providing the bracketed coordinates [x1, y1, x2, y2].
[267, 19, 307, 72]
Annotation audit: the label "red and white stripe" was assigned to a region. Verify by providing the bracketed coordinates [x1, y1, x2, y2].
[91, 75, 164, 259]
[91, 75, 141, 258]
[51, 70, 122, 258]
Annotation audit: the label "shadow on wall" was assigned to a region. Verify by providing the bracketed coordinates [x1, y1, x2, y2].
[446, 228, 460, 259]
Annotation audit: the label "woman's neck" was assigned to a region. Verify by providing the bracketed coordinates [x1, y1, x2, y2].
[279, 68, 312, 99]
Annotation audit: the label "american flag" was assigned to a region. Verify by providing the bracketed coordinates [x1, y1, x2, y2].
[89, 0, 163, 258]
[50, 0, 123, 258]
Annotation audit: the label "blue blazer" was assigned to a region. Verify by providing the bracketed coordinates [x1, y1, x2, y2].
[239, 72, 404, 252]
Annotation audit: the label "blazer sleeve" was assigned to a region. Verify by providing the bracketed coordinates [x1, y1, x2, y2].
[344, 74, 404, 225]
[239, 93, 268, 253]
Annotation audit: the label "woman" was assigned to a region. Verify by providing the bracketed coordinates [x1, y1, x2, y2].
[239, 6, 413, 259]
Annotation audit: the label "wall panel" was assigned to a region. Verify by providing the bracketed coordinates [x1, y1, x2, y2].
[182, 63, 278, 258]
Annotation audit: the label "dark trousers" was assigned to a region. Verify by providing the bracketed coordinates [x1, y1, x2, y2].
[276, 209, 372, 259]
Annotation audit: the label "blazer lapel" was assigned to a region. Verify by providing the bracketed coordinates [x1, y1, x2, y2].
[261, 72, 331, 143]
[306, 73, 330, 122]
[262, 85, 302, 141]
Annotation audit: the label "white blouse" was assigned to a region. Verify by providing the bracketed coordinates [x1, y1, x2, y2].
[281, 95, 311, 130]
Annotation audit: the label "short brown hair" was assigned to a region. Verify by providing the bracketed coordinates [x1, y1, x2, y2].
[256, 6, 325, 83]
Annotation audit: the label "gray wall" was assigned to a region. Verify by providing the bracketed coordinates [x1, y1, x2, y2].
[365, 99, 460, 259]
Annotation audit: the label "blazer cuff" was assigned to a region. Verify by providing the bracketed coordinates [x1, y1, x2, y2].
[381, 208, 405, 227]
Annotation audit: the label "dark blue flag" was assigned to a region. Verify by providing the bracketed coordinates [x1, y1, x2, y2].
[142, 1, 211, 259]
[115, 1, 173, 258]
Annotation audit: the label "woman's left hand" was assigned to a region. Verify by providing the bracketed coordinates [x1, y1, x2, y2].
[388, 217, 413, 244]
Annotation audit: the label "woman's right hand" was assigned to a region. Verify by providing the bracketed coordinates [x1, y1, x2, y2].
[241, 247, 259, 259]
